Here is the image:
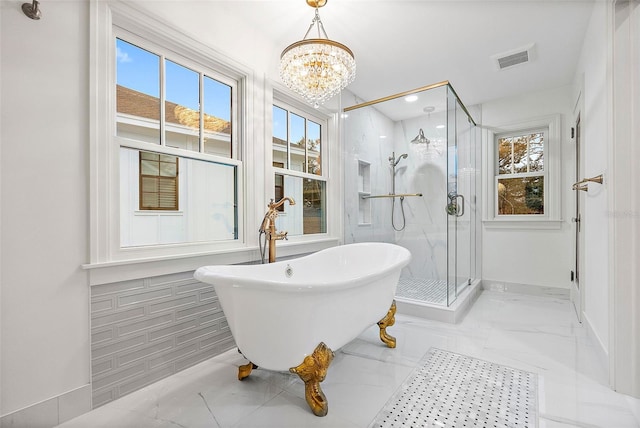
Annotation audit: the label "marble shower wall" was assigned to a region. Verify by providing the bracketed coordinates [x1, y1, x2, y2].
[342, 92, 449, 283]
[391, 114, 449, 282]
[342, 98, 396, 245]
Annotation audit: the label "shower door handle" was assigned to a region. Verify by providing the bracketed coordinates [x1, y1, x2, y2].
[455, 194, 465, 217]
[446, 192, 465, 217]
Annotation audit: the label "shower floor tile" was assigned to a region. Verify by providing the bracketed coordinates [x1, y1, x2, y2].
[396, 277, 448, 305]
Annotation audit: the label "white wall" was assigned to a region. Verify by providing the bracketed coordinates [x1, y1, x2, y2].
[573, 0, 610, 357]
[610, 0, 640, 397]
[481, 85, 575, 289]
[0, 1, 90, 415]
[0, 1, 3, 414]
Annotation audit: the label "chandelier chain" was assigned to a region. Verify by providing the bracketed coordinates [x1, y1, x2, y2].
[302, 8, 329, 40]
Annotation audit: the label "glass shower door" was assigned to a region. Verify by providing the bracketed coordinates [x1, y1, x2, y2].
[455, 95, 473, 298]
[446, 89, 458, 306]
[446, 88, 473, 305]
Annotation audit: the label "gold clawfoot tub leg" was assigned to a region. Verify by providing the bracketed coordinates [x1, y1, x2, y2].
[289, 342, 335, 417]
[377, 300, 397, 348]
[238, 362, 258, 380]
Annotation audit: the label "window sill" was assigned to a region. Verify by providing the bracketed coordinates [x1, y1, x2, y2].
[83, 237, 339, 286]
[483, 218, 564, 230]
[133, 210, 184, 216]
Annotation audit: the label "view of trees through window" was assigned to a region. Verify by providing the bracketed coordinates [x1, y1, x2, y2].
[497, 132, 545, 215]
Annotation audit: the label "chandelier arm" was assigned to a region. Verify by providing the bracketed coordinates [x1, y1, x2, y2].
[316, 13, 329, 39]
[302, 19, 317, 40]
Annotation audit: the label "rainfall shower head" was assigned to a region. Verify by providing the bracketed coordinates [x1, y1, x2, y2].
[411, 128, 430, 145]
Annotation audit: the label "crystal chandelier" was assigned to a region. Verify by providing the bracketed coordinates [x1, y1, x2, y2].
[279, 0, 356, 108]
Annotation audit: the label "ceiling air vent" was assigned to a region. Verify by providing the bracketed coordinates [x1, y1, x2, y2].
[492, 44, 535, 70]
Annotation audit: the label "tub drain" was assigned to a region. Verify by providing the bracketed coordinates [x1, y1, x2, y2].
[285, 264, 293, 278]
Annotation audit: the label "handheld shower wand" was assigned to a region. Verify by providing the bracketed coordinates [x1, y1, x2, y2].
[389, 152, 408, 167]
[389, 152, 409, 231]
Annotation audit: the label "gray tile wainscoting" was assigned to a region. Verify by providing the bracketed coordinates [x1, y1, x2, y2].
[90, 271, 234, 408]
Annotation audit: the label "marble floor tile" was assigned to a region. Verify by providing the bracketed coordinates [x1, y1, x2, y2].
[57, 290, 640, 428]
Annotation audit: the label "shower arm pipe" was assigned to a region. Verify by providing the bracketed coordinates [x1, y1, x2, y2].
[361, 193, 423, 199]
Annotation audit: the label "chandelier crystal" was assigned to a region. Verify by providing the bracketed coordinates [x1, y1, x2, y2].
[279, 1, 356, 108]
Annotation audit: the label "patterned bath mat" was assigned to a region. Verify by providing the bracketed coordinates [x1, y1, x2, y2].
[369, 348, 538, 428]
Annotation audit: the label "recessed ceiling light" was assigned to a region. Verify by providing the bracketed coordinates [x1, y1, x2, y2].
[380, 135, 387, 139]
[436, 125, 445, 129]
[404, 95, 418, 103]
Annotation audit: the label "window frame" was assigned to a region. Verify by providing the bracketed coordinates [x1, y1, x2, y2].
[494, 128, 547, 217]
[271, 98, 330, 237]
[89, 1, 252, 266]
[482, 114, 562, 229]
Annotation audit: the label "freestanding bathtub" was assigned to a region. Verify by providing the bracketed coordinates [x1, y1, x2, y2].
[194, 242, 411, 416]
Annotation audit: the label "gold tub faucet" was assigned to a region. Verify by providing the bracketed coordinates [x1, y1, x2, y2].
[259, 197, 295, 263]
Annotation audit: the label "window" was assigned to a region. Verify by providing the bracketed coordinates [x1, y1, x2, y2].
[89, 1, 250, 265]
[115, 34, 240, 249]
[116, 38, 234, 157]
[139, 151, 179, 211]
[483, 115, 561, 228]
[496, 131, 545, 215]
[273, 163, 285, 212]
[272, 103, 327, 235]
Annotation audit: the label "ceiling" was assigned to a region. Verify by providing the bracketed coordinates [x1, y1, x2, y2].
[149, 1, 595, 111]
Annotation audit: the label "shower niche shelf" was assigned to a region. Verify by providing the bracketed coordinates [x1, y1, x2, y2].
[358, 160, 371, 225]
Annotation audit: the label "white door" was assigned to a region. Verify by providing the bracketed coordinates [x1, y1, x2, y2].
[570, 114, 584, 322]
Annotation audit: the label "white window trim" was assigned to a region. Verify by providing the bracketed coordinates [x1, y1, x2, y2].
[482, 114, 562, 229]
[266, 84, 342, 244]
[87, 1, 254, 271]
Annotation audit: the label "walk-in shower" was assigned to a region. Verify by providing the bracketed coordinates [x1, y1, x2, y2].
[343, 81, 480, 314]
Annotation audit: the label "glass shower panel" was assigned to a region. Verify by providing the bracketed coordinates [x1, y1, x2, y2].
[446, 88, 458, 306]
[454, 91, 473, 299]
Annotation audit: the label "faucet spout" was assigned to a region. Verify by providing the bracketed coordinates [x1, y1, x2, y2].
[269, 197, 296, 210]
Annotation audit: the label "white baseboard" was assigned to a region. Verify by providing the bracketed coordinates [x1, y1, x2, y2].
[583, 311, 610, 382]
[482, 279, 570, 299]
[0, 384, 92, 427]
